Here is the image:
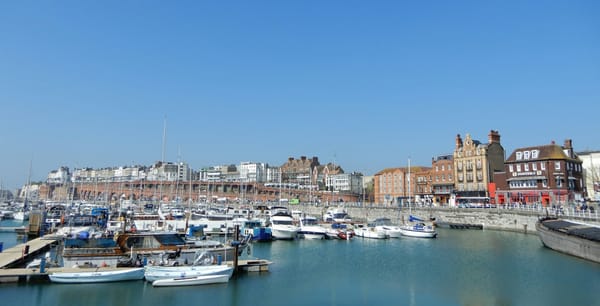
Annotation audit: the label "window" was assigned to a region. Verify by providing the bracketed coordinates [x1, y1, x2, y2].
[441, 165, 445, 171]
[516, 164, 521, 172]
[542, 179, 548, 187]
[524, 151, 530, 159]
[509, 165, 514, 172]
[532, 150, 539, 159]
[524, 163, 529, 171]
[516, 152, 522, 160]
[541, 162, 546, 170]
[555, 162, 561, 170]
[532, 163, 537, 171]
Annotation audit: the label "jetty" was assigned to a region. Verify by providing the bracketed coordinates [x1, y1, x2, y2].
[0, 237, 59, 269]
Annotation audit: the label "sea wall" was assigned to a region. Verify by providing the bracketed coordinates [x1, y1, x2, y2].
[293, 205, 600, 234]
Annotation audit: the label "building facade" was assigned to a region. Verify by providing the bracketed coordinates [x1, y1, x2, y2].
[431, 155, 454, 205]
[453, 130, 505, 201]
[577, 151, 600, 201]
[373, 166, 428, 206]
[494, 139, 584, 205]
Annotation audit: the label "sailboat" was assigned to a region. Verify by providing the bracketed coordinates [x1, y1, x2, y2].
[399, 158, 438, 238]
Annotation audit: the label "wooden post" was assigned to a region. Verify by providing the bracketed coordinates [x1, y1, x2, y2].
[233, 224, 239, 273]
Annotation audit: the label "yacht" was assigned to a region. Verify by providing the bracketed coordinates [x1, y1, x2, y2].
[269, 212, 299, 240]
[298, 216, 328, 240]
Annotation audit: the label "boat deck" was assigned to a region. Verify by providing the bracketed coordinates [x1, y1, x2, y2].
[541, 219, 600, 243]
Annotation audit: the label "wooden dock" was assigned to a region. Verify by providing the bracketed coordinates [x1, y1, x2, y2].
[0, 259, 271, 283]
[0, 237, 59, 269]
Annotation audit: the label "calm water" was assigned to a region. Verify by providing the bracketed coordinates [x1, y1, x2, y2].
[0, 220, 598, 306]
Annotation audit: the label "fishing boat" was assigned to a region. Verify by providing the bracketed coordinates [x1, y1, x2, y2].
[152, 274, 230, 287]
[536, 217, 600, 263]
[399, 215, 438, 238]
[48, 267, 145, 284]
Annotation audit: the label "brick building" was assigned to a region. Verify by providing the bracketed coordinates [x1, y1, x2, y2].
[493, 139, 584, 205]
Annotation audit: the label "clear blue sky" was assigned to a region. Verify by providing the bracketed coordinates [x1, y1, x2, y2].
[1, 1, 599, 190]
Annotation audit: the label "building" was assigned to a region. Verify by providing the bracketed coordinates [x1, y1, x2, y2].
[239, 162, 266, 182]
[453, 130, 505, 202]
[47, 166, 71, 185]
[577, 151, 600, 201]
[373, 166, 428, 206]
[431, 155, 454, 205]
[494, 139, 584, 205]
[325, 172, 363, 194]
[280, 156, 320, 186]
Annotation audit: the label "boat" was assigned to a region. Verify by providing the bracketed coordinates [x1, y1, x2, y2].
[152, 274, 230, 287]
[399, 215, 438, 238]
[298, 216, 328, 240]
[536, 217, 600, 263]
[269, 212, 299, 240]
[60, 231, 246, 268]
[354, 224, 388, 239]
[322, 207, 352, 223]
[325, 223, 354, 240]
[48, 267, 145, 283]
[372, 217, 403, 238]
[145, 264, 234, 282]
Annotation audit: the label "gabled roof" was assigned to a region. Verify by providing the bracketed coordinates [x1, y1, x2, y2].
[506, 144, 579, 162]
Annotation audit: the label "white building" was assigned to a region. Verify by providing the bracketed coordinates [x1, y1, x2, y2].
[47, 166, 71, 184]
[578, 151, 600, 201]
[239, 162, 266, 182]
[326, 173, 363, 194]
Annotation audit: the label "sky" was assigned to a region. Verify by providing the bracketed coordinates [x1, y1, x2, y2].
[0, 1, 599, 190]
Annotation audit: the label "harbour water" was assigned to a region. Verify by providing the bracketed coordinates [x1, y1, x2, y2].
[0, 220, 598, 306]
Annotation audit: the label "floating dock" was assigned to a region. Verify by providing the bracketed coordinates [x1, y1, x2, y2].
[0, 237, 59, 269]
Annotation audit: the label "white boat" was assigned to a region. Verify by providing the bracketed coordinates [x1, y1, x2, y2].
[323, 207, 352, 223]
[399, 216, 437, 238]
[152, 274, 230, 287]
[145, 264, 234, 282]
[269, 212, 299, 240]
[298, 216, 328, 240]
[372, 218, 403, 238]
[354, 224, 388, 239]
[48, 267, 145, 283]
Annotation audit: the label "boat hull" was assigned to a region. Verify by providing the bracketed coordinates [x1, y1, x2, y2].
[144, 265, 234, 282]
[152, 274, 230, 287]
[49, 267, 145, 284]
[536, 218, 600, 263]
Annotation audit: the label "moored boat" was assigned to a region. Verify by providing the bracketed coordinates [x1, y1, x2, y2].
[399, 216, 437, 238]
[152, 274, 230, 287]
[48, 267, 145, 284]
[536, 217, 600, 263]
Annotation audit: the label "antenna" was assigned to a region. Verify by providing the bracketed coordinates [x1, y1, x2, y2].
[161, 116, 167, 163]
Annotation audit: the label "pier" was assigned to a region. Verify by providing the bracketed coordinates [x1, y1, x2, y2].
[0, 237, 59, 269]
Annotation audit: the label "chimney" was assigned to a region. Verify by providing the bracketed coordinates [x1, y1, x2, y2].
[488, 130, 501, 144]
[288, 157, 294, 162]
[301, 156, 306, 161]
[455, 134, 463, 149]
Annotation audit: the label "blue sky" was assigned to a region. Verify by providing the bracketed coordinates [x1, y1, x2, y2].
[1, 1, 599, 190]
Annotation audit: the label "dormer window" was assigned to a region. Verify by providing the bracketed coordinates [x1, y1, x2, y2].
[524, 151, 530, 160]
[516, 152, 522, 160]
[531, 150, 539, 159]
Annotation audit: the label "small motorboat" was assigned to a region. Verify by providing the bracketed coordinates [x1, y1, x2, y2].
[49, 267, 145, 284]
[152, 274, 230, 287]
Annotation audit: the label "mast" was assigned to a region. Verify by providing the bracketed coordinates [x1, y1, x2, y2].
[408, 157, 411, 215]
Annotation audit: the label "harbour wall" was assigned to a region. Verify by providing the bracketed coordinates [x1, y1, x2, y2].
[293, 205, 600, 234]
